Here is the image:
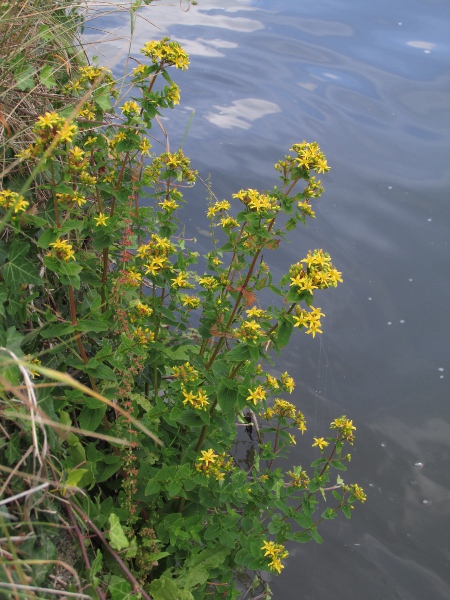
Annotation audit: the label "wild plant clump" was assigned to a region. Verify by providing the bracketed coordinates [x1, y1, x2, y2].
[0, 27, 365, 600]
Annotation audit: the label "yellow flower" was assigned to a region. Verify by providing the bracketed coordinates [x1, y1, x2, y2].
[94, 212, 109, 227]
[350, 484, 367, 503]
[246, 385, 266, 405]
[158, 198, 178, 211]
[180, 295, 200, 309]
[281, 372, 295, 394]
[0, 190, 29, 213]
[198, 449, 217, 467]
[121, 100, 140, 116]
[312, 437, 329, 450]
[47, 239, 75, 262]
[36, 112, 61, 128]
[140, 138, 152, 156]
[58, 122, 78, 143]
[171, 272, 190, 288]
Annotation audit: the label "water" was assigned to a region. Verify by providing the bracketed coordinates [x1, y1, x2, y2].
[85, 1, 450, 598]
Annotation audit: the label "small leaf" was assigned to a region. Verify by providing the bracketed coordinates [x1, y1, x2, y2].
[108, 514, 129, 550]
[66, 468, 89, 488]
[39, 65, 56, 89]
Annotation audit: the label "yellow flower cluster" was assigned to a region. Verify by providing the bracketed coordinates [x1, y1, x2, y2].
[180, 295, 200, 309]
[121, 100, 140, 116]
[263, 399, 306, 433]
[158, 198, 178, 212]
[78, 101, 97, 121]
[136, 301, 153, 318]
[265, 374, 279, 390]
[195, 449, 234, 481]
[47, 239, 75, 262]
[141, 37, 189, 70]
[134, 327, 155, 347]
[293, 305, 325, 338]
[122, 268, 142, 287]
[166, 83, 181, 105]
[232, 188, 279, 214]
[289, 249, 342, 294]
[171, 272, 193, 289]
[172, 362, 199, 383]
[350, 484, 367, 503]
[17, 113, 78, 160]
[246, 307, 266, 319]
[181, 387, 209, 410]
[237, 320, 263, 343]
[56, 192, 86, 207]
[137, 234, 174, 277]
[0, 190, 29, 213]
[297, 200, 316, 218]
[219, 216, 239, 229]
[63, 65, 116, 96]
[261, 540, 288, 574]
[291, 141, 330, 173]
[331, 416, 356, 444]
[207, 200, 231, 219]
[148, 149, 197, 184]
[198, 275, 220, 290]
[286, 469, 310, 488]
[246, 385, 266, 405]
[280, 371, 295, 394]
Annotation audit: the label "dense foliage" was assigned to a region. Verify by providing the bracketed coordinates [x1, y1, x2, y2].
[0, 3, 366, 599]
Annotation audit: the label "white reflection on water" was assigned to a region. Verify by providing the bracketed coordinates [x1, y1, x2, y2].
[205, 98, 280, 129]
[174, 37, 237, 57]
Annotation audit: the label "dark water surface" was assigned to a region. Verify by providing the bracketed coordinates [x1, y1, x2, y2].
[86, 1, 450, 598]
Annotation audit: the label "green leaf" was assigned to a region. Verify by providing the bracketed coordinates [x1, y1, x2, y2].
[5, 432, 21, 465]
[108, 514, 129, 550]
[341, 504, 352, 519]
[77, 320, 110, 333]
[85, 360, 116, 381]
[39, 65, 56, 89]
[277, 318, 293, 349]
[14, 64, 35, 91]
[225, 343, 251, 362]
[94, 87, 112, 111]
[66, 468, 89, 488]
[108, 576, 133, 600]
[78, 404, 107, 431]
[148, 575, 179, 600]
[217, 379, 238, 414]
[2, 240, 42, 287]
[145, 479, 161, 496]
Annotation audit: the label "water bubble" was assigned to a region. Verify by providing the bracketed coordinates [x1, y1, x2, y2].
[388, 186, 393, 189]
[440, 375, 444, 379]
[414, 462, 423, 468]
[368, 483, 375, 487]
[368, 297, 372, 301]
[387, 322, 392, 325]
[409, 278, 413, 282]
[424, 50, 430, 54]
[438, 368, 444, 372]
[398, 22, 402, 25]
[427, 218, 432, 222]
[399, 320, 405, 323]
[422, 499, 429, 505]
[381, 443, 386, 448]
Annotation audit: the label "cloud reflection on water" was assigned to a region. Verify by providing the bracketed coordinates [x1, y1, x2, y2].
[205, 98, 280, 129]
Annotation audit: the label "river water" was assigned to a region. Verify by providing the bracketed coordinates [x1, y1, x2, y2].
[85, 1, 449, 598]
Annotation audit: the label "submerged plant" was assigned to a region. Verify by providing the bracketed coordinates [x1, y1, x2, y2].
[0, 21, 365, 600]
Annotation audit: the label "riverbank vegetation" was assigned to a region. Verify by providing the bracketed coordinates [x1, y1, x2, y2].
[0, 2, 366, 598]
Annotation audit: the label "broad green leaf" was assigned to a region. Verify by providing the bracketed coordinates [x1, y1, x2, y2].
[277, 318, 293, 349]
[148, 575, 179, 600]
[66, 468, 89, 488]
[108, 514, 129, 550]
[225, 343, 251, 362]
[108, 576, 133, 600]
[217, 379, 238, 414]
[39, 65, 56, 89]
[2, 240, 42, 287]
